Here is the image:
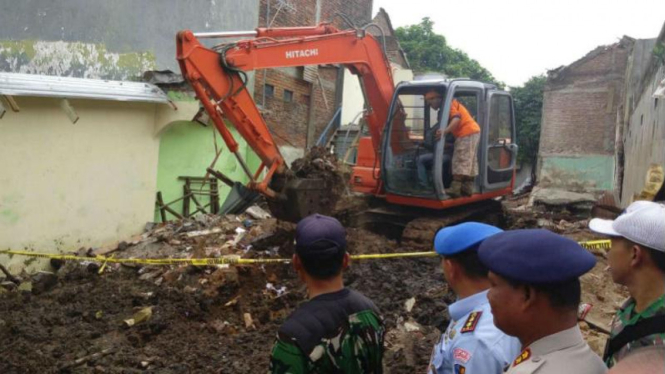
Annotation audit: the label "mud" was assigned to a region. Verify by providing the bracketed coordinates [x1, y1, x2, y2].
[0, 192, 628, 372]
[0, 223, 451, 374]
[269, 146, 348, 222]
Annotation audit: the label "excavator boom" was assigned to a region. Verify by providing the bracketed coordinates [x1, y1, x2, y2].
[176, 24, 396, 221]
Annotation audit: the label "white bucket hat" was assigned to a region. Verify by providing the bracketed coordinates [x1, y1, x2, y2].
[589, 201, 665, 252]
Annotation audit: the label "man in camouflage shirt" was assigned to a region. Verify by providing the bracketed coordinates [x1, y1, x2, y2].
[269, 214, 384, 373]
[606, 296, 665, 365]
[589, 201, 665, 367]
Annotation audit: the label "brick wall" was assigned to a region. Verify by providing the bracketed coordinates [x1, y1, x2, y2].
[253, 0, 373, 149]
[370, 8, 409, 69]
[540, 40, 631, 156]
[537, 38, 633, 191]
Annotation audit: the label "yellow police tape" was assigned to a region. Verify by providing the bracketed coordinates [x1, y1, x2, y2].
[0, 240, 610, 267]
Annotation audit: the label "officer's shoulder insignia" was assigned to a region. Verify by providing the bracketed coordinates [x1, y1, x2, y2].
[512, 348, 531, 367]
[454, 364, 466, 374]
[460, 311, 482, 333]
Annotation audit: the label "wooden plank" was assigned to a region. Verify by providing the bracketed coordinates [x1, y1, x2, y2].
[183, 181, 191, 217]
[189, 189, 208, 215]
[206, 167, 235, 188]
[156, 192, 167, 222]
[156, 191, 183, 220]
[211, 179, 220, 214]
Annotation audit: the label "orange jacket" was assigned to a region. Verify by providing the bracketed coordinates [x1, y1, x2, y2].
[449, 99, 480, 138]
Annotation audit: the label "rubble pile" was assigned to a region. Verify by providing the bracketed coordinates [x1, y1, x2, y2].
[503, 192, 628, 354]
[0, 189, 629, 372]
[0, 206, 452, 373]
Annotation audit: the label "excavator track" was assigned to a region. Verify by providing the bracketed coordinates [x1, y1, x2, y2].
[341, 196, 505, 250]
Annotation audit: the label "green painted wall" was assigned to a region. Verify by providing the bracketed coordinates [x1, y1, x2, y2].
[539, 155, 615, 191]
[155, 121, 261, 221]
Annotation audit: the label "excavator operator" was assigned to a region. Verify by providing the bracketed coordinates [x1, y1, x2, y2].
[421, 90, 481, 198]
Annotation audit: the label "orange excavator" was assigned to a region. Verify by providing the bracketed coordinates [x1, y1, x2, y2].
[176, 23, 518, 226]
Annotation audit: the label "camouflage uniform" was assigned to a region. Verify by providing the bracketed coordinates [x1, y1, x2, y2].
[605, 295, 665, 368]
[269, 289, 384, 374]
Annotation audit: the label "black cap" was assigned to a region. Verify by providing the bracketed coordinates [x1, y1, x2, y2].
[295, 214, 346, 255]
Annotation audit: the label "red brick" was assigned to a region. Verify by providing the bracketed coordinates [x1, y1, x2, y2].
[253, 0, 373, 148]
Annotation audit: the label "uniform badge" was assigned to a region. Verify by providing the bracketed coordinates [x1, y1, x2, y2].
[453, 348, 471, 364]
[512, 348, 531, 367]
[449, 328, 457, 340]
[461, 311, 482, 333]
[454, 364, 466, 374]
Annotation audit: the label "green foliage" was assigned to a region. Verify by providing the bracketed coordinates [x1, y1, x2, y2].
[653, 43, 665, 65]
[395, 18, 503, 88]
[510, 75, 546, 166]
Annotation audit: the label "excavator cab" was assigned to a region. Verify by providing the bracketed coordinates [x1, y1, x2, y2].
[378, 80, 518, 206]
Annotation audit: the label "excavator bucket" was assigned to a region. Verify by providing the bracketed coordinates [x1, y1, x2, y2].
[219, 182, 261, 215]
[267, 177, 336, 223]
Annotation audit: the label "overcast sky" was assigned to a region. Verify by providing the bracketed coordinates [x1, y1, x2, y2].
[373, 0, 665, 86]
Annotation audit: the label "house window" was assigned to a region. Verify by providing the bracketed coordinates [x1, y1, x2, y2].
[284, 89, 294, 102]
[264, 84, 274, 98]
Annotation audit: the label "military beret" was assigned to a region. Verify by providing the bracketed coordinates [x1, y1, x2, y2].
[434, 222, 503, 256]
[478, 229, 596, 283]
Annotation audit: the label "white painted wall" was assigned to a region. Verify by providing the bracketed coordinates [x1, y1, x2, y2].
[342, 69, 365, 126]
[0, 97, 161, 272]
[622, 63, 665, 205]
[341, 66, 414, 126]
[393, 67, 414, 85]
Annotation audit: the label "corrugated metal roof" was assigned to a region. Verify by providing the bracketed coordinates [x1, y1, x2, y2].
[0, 73, 171, 104]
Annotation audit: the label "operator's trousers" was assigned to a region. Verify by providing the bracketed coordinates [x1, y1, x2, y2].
[452, 132, 479, 177]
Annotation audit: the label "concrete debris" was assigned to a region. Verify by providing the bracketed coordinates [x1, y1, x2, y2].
[404, 297, 416, 312]
[530, 187, 596, 207]
[186, 227, 223, 238]
[246, 205, 271, 220]
[404, 321, 421, 332]
[1, 281, 18, 291]
[243, 313, 255, 330]
[124, 307, 153, 327]
[265, 283, 287, 297]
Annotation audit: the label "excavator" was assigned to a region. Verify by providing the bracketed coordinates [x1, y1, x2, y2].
[176, 23, 518, 236]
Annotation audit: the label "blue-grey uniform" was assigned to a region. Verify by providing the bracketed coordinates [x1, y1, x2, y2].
[428, 222, 521, 374]
[428, 290, 521, 374]
[478, 229, 607, 374]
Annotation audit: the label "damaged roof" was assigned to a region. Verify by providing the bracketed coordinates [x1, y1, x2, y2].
[0, 72, 171, 104]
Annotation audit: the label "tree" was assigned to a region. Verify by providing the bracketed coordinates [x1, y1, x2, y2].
[510, 75, 546, 170]
[395, 18, 503, 88]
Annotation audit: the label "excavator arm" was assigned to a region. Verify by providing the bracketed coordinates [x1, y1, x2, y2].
[177, 23, 398, 221]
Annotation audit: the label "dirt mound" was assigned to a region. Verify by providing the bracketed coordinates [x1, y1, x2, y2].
[0, 215, 452, 373]
[289, 145, 346, 196]
[0, 191, 631, 372]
